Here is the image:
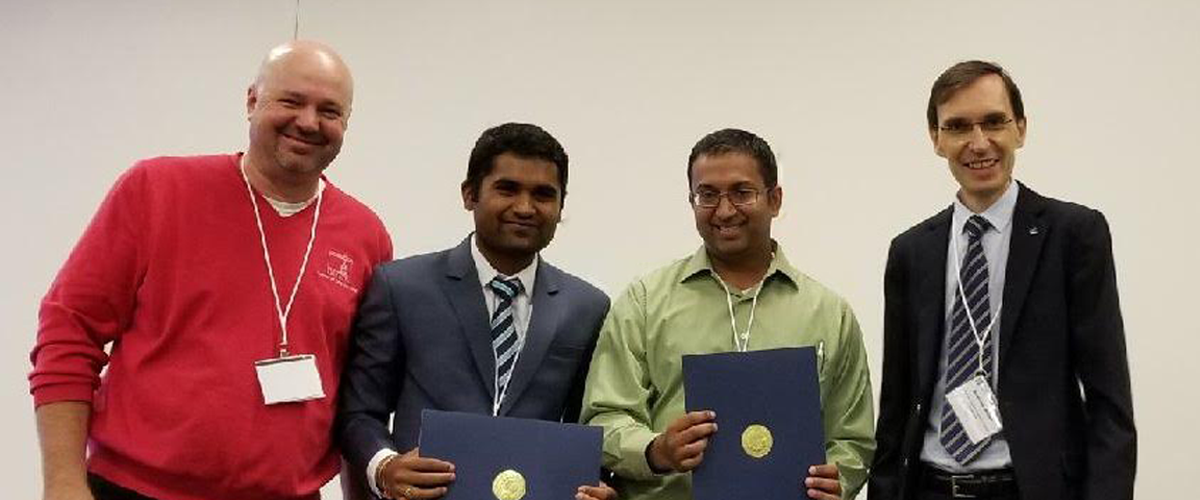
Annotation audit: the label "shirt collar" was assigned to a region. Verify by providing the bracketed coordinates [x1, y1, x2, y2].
[952, 179, 1018, 236]
[471, 233, 538, 294]
[680, 241, 802, 289]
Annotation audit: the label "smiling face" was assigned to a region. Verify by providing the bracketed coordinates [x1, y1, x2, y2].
[463, 152, 563, 274]
[689, 152, 782, 267]
[931, 74, 1026, 211]
[245, 43, 353, 185]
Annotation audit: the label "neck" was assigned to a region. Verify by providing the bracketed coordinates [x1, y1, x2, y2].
[478, 245, 536, 277]
[709, 246, 772, 291]
[959, 182, 1010, 213]
[242, 154, 320, 203]
[959, 192, 999, 213]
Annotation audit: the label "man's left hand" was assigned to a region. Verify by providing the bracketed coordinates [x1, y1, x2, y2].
[804, 463, 841, 500]
[576, 480, 616, 500]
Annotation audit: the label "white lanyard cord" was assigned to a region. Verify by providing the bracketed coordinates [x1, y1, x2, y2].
[492, 340, 523, 417]
[719, 278, 764, 353]
[950, 229, 1002, 375]
[240, 162, 323, 357]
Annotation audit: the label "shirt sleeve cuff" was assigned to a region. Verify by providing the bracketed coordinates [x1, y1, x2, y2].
[619, 430, 661, 480]
[31, 383, 96, 408]
[367, 448, 399, 498]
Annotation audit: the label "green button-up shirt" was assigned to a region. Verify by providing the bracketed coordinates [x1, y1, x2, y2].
[581, 246, 875, 500]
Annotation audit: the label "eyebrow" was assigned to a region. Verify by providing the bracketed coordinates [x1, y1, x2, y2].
[695, 181, 759, 190]
[277, 91, 346, 110]
[492, 178, 560, 192]
[943, 111, 1010, 124]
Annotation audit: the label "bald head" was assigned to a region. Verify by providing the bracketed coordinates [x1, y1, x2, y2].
[244, 40, 355, 200]
[253, 40, 354, 110]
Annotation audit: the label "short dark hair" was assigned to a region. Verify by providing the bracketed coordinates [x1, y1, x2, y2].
[927, 60, 1025, 130]
[464, 122, 569, 202]
[687, 128, 778, 188]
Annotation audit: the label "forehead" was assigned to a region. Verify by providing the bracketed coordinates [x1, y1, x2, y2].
[258, 56, 353, 107]
[690, 152, 764, 187]
[486, 153, 562, 187]
[936, 74, 1014, 122]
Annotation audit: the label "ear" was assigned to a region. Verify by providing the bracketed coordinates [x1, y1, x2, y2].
[767, 185, 783, 217]
[1015, 117, 1027, 149]
[246, 85, 258, 119]
[461, 181, 477, 211]
[930, 128, 947, 158]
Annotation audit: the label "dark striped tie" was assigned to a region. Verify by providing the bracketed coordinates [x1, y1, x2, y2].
[940, 215, 995, 464]
[488, 277, 523, 405]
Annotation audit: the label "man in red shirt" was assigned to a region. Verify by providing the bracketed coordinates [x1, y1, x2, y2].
[31, 40, 393, 500]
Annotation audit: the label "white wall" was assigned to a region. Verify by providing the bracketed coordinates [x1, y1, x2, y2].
[2, 1, 1195, 498]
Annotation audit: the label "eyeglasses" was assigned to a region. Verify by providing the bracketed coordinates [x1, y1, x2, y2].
[938, 116, 1014, 137]
[690, 188, 761, 208]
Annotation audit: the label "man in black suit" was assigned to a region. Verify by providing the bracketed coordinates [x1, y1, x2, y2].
[337, 123, 614, 500]
[869, 61, 1136, 500]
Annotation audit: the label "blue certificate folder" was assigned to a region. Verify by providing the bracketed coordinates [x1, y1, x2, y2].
[683, 347, 825, 500]
[419, 409, 602, 500]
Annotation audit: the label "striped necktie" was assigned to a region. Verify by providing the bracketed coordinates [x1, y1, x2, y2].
[488, 276, 523, 408]
[940, 214, 996, 464]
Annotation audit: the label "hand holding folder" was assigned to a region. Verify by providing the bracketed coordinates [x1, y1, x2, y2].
[646, 409, 718, 473]
[375, 448, 455, 500]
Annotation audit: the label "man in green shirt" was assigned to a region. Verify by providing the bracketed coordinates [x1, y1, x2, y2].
[580, 128, 875, 500]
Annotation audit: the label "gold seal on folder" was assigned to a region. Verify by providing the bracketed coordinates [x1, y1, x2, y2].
[741, 424, 774, 458]
[492, 469, 527, 500]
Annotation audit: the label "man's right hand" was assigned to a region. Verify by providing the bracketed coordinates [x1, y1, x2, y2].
[646, 411, 718, 473]
[378, 448, 456, 500]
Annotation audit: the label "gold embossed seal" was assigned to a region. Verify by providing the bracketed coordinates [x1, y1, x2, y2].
[741, 424, 774, 458]
[492, 469, 527, 500]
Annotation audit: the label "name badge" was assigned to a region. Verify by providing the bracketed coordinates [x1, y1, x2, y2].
[945, 374, 1003, 444]
[255, 354, 325, 405]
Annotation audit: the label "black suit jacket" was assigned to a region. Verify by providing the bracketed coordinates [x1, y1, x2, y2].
[336, 236, 610, 498]
[869, 184, 1135, 500]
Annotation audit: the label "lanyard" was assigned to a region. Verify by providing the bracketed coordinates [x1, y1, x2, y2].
[950, 229, 1002, 376]
[492, 341, 523, 416]
[240, 161, 323, 357]
[719, 278, 764, 352]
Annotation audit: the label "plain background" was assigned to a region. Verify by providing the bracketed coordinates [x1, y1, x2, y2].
[2, 1, 1196, 498]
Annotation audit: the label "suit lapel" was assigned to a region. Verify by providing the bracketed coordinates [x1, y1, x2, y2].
[498, 260, 562, 415]
[441, 236, 497, 398]
[916, 208, 952, 396]
[999, 183, 1047, 368]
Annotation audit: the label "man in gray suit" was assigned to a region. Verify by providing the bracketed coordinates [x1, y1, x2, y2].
[337, 123, 614, 500]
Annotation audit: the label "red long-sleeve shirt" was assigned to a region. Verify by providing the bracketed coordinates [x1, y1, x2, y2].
[31, 154, 392, 500]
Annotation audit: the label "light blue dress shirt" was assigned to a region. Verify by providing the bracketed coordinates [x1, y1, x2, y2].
[920, 180, 1018, 472]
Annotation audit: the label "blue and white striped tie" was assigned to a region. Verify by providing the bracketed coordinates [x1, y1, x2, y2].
[940, 215, 996, 464]
[488, 277, 523, 408]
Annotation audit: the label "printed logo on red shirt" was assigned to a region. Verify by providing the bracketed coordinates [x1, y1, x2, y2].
[318, 249, 359, 293]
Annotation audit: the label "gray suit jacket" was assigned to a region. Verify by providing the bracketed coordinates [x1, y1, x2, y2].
[336, 236, 610, 495]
